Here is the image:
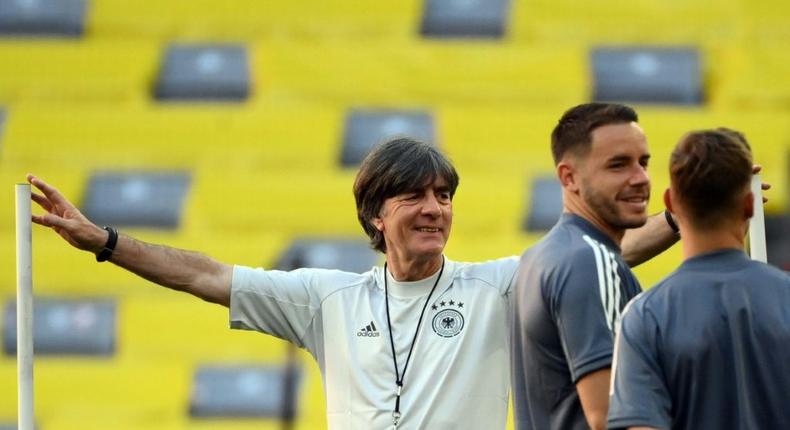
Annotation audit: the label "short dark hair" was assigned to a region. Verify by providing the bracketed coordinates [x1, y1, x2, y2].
[353, 138, 460, 253]
[551, 103, 639, 165]
[670, 128, 753, 228]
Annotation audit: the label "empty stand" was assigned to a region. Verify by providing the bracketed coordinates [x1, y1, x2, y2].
[155, 43, 250, 101]
[420, 0, 510, 38]
[0, 2, 789, 430]
[81, 171, 191, 229]
[591, 46, 703, 105]
[340, 108, 436, 166]
[0, 0, 87, 36]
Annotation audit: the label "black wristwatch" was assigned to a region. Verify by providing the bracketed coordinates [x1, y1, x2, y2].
[96, 226, 118, 262]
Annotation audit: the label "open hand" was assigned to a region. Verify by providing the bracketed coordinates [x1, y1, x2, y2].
[27, 174, 107, 253]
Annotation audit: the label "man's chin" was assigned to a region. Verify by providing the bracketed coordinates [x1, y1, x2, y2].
[617, 215, 649, 230]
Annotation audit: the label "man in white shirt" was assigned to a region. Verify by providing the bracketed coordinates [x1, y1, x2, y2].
[28, 137, 676, 429]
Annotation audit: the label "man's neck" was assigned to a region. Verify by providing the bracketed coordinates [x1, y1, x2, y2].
[680, 222, 746, 260]
[386, 254, 443, 281]
[563, 200, 625, 245]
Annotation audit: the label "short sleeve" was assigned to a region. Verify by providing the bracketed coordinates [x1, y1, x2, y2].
[229, 266, 327, 351]
[488, 256, 520, 296]
[549, 250, 618, 382]
[607, 302, 672, 429]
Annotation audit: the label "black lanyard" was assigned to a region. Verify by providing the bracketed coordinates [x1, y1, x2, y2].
[383, 257, 445, 429]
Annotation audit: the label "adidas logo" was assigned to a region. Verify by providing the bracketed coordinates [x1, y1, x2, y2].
[356, 320, 380, 337]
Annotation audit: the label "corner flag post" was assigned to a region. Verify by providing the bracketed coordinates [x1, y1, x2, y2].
[749, 175, 767, 263]
[16, 183, 34, 430]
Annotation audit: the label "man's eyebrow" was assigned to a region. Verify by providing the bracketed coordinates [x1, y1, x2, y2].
[605, 153, 651, 163]
[605, 154, 631, 163]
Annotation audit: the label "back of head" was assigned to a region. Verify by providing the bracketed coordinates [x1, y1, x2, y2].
[669, 128, 753, 229]
[353, 137, 459, 253]
[551, 103, 639, 165]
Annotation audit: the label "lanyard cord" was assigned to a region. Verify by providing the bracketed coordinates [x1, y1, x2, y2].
[384, 256, 445, 427]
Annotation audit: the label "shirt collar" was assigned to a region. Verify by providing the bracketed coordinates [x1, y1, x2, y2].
[558, 213, 622, 252]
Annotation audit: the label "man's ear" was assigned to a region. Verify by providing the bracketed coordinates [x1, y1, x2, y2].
[744, 191, 754, 220]
[557, 161, 579, 193]
[372, 217, 384, 231]
[664, 188, 673, 213]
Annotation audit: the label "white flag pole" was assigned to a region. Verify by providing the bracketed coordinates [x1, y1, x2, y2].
[749, 175, 767, 263]
[16, 183, 34, 430]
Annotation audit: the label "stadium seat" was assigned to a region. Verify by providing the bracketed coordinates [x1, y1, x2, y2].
[275, 237, 380, 273]
[340, 108, 436, 167]
[81, 171, 191, 229]
[0, 0, 87, 37]
[591, 46, 703, 105]
[3, 297, 116, 356]
[189, 364, 302, 419]
[0, 108, 6, 149]
[420, 0, 510, 38]
[523, 176, 563, 232]
[155, 43, 251, 101]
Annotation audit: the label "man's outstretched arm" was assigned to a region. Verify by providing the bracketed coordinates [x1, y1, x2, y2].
[27, 174, 232, 306]
[621, 211, 679, 268]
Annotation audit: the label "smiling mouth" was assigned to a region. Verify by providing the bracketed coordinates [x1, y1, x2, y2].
[416, 227, 441, 233]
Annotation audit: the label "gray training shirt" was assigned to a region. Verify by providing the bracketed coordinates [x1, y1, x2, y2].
[510, 213, 642, 430]
[609, 249, 790, 430]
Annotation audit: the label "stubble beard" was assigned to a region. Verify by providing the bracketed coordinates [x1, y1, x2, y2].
[582, 187, 649, 231]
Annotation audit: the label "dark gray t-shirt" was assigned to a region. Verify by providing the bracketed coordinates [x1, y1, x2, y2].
[510, 214, 642, 430]
[608, 249, 790, 430]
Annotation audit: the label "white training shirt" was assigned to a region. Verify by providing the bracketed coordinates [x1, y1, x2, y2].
[230, 256, 519, 430]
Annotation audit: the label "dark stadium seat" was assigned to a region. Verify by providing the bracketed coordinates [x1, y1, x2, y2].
[420, 0, 510, 38]
[591, 46, 703, 105]
[766, 213, 790, 270]
[81, 171, 191, 229]
[522, 176, 563, 232]
[154, 43, 250, 101]
[0, 109, 6, 150]
[189, 364, 302, 418]
[275, 237, 380, 273]
[340, 108, 436, 167]
[0, 0, 87, 36]
[3, 298, 116, 356]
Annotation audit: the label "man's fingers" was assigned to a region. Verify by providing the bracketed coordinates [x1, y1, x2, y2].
[762, 183, 771, 190]
[32, 213, 69, 230]
[27, 174, 70, 208]
[752, 165, 762, 174]
[31, 192, 53, 212]
[31, 214, 50, 227]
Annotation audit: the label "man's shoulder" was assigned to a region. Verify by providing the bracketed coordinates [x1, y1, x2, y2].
[522, 227, 605, 272]
[450, 257, 520, 290]
[236, 265, 375, 298]
[746, 260, 790, 284]
[625, 270, 688, 318]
